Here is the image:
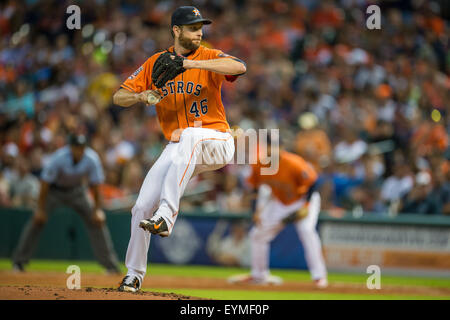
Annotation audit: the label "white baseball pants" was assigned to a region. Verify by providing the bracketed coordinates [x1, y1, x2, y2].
[250, 191, 327, 280]
[125, 127, 235, 283]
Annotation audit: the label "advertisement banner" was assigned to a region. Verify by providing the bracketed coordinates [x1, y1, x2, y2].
[320, 222, 450, 272]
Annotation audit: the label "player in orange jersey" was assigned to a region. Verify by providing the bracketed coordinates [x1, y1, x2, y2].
[113, 6, 246, 292]
[228, 137, 328, 288]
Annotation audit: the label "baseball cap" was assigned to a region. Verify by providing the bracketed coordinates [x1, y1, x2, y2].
[68, 134, 87, 146]
[171, 6, 212, 27]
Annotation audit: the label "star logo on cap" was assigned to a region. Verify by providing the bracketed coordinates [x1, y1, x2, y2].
[192, 8, 200, 16]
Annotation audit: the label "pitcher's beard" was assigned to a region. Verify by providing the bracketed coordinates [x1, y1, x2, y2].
[179, 34, 200, 51]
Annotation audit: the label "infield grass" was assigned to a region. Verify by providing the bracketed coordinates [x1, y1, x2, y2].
[147, 288, 450, 300]
[1, 259, 448, 288]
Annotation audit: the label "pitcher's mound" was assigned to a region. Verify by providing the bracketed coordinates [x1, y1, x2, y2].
[0, 286, 206, 300]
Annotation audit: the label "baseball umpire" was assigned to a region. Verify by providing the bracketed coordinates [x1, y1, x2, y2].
[113, 6, 246, 291]
[12, 134, 121, 274]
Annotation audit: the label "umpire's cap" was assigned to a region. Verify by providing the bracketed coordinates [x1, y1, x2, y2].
[171, 6, 212, 27]
[68, 134, 87, 146]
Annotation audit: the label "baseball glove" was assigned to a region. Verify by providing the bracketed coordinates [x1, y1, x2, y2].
[281, 206, 309, 225]
[152, 52, 186, 88]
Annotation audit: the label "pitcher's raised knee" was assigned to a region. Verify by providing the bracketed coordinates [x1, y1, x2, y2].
[131, 202, 151, 219]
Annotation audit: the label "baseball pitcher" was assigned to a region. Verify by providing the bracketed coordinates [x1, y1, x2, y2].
[113, 6, 246, 292]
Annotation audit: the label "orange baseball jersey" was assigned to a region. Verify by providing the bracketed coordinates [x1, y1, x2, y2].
[120, 45, 244, 141]
[247, 150, 318, 205]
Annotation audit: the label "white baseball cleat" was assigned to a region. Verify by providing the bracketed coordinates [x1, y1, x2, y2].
[227, 273, 283, 285]
[314, 278, 328, 289]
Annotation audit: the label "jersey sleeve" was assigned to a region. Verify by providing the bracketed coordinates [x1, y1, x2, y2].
[88, 151, 105, 185]
[120, 57, 154, 93]
[295, 160, 318, 196]
[208, 49, 246, 86]
[40, 155, 60, 183]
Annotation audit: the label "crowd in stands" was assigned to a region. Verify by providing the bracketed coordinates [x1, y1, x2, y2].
[0, 0, 449, 216]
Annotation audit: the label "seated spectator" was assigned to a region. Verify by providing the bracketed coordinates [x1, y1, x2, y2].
[0, 170, 11, 207]
[375, 84, 396, 123]
[1, 142, 19, 183]
[206, 220, 251, 268]
[121, 158, 144, 195]
[429, 155, 450, 215]
[399, 171, 440, 214]
[217, 174, 246, 213]
[318, 178, 346, 218]
[97, 169, 129, 210]
[350, 183, 386, 215]
[334, 128, 368, 164]
[411, 118, 448, 158]
[438, 181, 450, 215]
[366, 120, 395, 176]
[380, 162, 414, 206]
[10, 157, 39, 208]
[328, 161, 364, 208]
[349, 154, 386, 215]
[105, 130, 136, 166]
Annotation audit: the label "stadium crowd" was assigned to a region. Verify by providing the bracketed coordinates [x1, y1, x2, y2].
[0, 0, 449, 216]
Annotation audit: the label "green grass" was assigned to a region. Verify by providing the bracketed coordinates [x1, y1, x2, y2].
[147, 264, 450, 289]
[0, 259, 109, 274]
[146, 288, 450, 300]
[2, 259, 447, 289]
[1, 259, 449, 300]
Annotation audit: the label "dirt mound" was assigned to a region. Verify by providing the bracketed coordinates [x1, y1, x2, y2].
[0, 285, 207, 300]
